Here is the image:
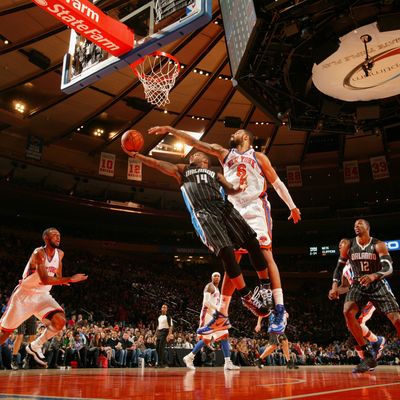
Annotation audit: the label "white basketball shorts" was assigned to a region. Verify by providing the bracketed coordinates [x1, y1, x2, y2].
[0, 286, 64, 332]
[232, 195, 273, 249]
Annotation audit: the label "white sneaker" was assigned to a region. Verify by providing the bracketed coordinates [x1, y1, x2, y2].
[224, 359, 240, 370]
[183, 354, 196, 370]
[26, 343, 47, 367]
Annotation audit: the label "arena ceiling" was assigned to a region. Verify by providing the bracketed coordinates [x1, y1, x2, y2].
[0, 0, 400, 201]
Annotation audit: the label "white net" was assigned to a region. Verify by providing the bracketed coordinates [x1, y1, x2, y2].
[131, 52, 180, 107]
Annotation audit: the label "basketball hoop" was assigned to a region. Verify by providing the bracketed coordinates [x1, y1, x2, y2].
[130, 51, 180, 107]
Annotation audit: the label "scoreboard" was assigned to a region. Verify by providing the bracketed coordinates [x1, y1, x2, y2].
[309, 240, 400, 256]
[309, 245, 337, 257]
[219, 0, 258, 77]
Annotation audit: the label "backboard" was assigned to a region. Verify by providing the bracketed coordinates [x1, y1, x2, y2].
[61, 0, 212, 93]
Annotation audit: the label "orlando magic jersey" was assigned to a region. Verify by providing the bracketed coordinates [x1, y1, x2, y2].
[180, 165, 225, 210]
[348, 237, 381, 280]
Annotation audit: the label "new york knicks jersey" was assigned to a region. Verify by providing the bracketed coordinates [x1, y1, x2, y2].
[223, 148, 266, 205]
[20, 248, 59, 293]
[200, 283, 220, 322]
[343, 262, 354, 285]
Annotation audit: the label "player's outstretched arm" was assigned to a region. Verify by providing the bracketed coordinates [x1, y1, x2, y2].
[148, 126, 228, 162]
[255, 152, 301, 223]
[122, 146, 182, 184]
[34, 250, 88, 286]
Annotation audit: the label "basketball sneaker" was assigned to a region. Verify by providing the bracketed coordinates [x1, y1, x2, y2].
[371, 336, 385, 360]
[26, 343, 47, 367]
[224, 359, 240, 370]
[287, 359, 299, 369]
[183, 353, 196, 370]
[196, 311, 231, 335]
[268, 304, 287, 334]
[259, 283, 274, 311]
[254, 358, 264, 369]
[352, 345, 377, 373]
[11, 356, 19, 371]
[241, 291, 270, 317]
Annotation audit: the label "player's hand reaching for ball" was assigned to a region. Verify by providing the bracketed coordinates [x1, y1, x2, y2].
[121, 143, 138, 158]
[148, 126, 171, 135]
[288, 208, 301, 224]
[70, 273, 88, 283]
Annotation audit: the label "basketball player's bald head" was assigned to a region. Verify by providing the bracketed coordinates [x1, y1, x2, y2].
[42, 227, 61, 248]
[190, 152, 209, 168]
[354, 219, 370, 236]
[229, 129, 254, 148]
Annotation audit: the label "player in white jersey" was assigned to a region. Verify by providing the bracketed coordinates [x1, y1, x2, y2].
[0, 228, 87, 366]
[148, 126, 301, 333]
[331, 239, 386, 362]
[183, 272, 239, 370]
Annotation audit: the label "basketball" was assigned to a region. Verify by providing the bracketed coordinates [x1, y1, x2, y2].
[121, 130, 144, 152]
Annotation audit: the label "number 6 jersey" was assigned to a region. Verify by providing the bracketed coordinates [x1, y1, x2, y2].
[223, 148, 266, 206]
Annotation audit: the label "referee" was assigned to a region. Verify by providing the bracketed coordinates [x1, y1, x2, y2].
[122, 147, 271, 321]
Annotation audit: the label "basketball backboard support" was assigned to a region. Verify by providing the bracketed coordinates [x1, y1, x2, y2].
[61, 0, 212, 93]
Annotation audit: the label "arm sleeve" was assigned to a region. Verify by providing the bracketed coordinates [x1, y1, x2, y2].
[375, 255, 393, 279]
[333, 257, 348, 283]
[271, 178, 297, 210]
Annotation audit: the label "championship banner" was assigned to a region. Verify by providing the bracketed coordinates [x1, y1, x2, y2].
[32, 0, 134, 56]
[99, 152, 115, 177]
[26, 135, 43, 161]
[286, 165, 302, 187]
[370, 155, 389, 180]
[127, 157, 142, 181]
[343, 160, 360, 183]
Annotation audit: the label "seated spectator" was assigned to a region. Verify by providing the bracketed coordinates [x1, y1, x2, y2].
[46, 331, 65, 369]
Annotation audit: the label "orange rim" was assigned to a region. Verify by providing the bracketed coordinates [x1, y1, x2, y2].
[130, 51, 181, 79]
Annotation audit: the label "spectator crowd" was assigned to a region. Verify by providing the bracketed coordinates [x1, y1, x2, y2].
[1, 229, 399, 370]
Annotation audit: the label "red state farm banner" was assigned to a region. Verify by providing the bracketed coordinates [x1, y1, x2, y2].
[343, 160, 360, 183]
[286, 165, 302, 187]
[370, 155, 390, 180]
[99, 152, 115, 177]
[127, 157, 142, 181]
[32, 0, 134, 57]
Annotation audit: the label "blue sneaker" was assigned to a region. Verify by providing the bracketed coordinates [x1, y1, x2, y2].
[371, 336, 385, 360]
[268, 305, 287, 334]
[196, 311, 231, 335]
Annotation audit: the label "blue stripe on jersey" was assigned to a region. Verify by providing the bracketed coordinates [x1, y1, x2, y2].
[180, 186, 208, 247]
[219, 186, 226, 200]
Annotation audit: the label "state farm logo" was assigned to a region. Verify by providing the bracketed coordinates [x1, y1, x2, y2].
[312, 22, 400, 101]
[35, 0, 48, 6]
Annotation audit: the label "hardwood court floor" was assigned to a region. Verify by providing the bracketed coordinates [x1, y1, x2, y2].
[0, 366, 399, 400]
